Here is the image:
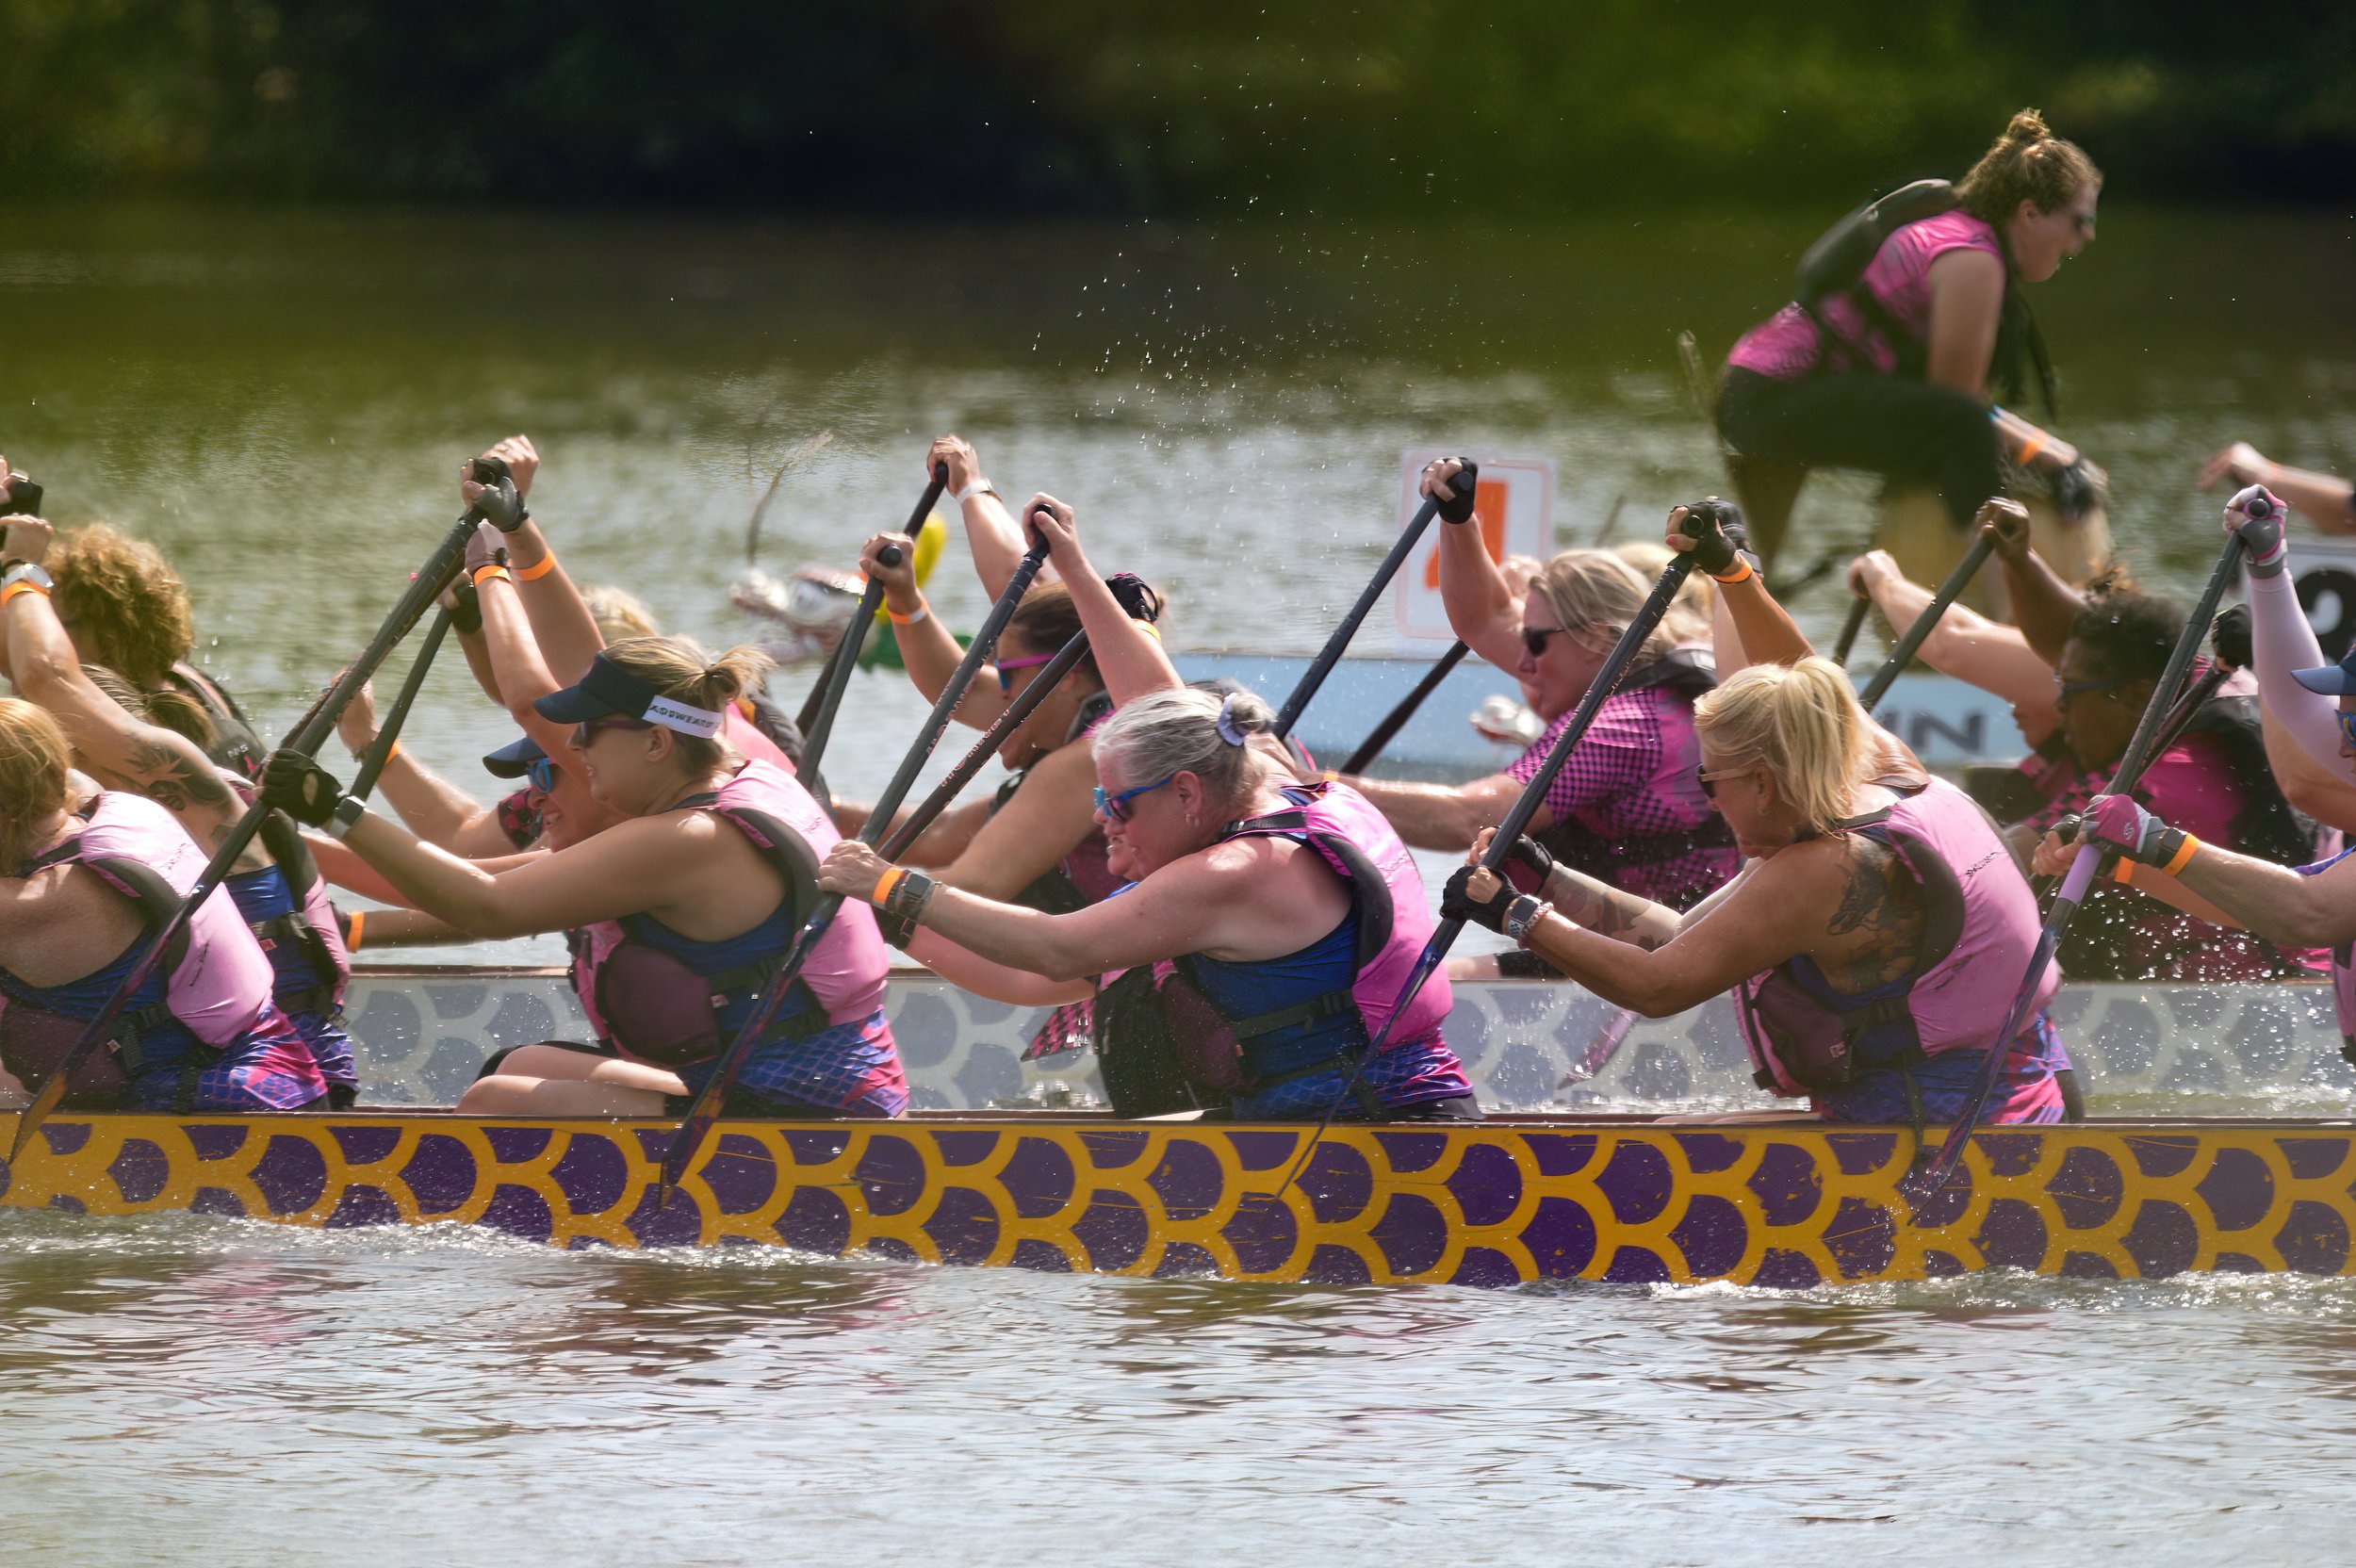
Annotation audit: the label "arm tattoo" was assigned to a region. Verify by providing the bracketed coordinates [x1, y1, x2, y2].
[114, 737, 235, 821]
[1542, 864, 1676, 951]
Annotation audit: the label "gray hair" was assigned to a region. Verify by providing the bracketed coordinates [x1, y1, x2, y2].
[1092, 685, 1277, 806]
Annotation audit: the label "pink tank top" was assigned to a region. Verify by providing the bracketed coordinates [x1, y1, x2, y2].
[1727, 210, 2005, 382]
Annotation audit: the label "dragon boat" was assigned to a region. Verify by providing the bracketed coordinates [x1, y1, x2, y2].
[2, 966, 2353, 1287]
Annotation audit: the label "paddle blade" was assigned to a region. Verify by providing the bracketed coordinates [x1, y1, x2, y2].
[7, 1067, 70, 1162]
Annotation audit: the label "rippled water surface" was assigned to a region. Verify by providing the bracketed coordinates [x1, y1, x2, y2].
[4, 204, 2356, 1561]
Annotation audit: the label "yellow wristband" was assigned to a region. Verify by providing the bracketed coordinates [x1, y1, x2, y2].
[2162, 834, 2200, 877]
[471, 564, 510, 586]
[0, 579, 48, 608]
[345, 910, 365, 952]
[872, 867, 906, 908]
[514, 551, 558, 581]
[2017, 434, 2047, 466]
[1710, 558, 1754, 585]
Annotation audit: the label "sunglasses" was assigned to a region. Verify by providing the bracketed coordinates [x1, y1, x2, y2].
[1093, 773, 1174, 824]
[995, 650, 1057, 694]
[1523, 622, 1614, 660]
[525, 755, 558, 794]
[1694, 763, 1751, 799]
[2053, 673, 2135, 710]
[2336, 711, 2356, 750]
[571, 715, 654, 749]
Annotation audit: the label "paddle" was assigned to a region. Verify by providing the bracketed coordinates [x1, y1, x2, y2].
[657, 528, 1057, 1202]
[347, 608, 453, 803]
[1338, 641, 1470, 776]
[880, 628, 1088, 860]
[1559, 1005, 1639, 1089]
[1857, 532, 1995, 712]
[1830, 596, 1873, 666]
[1255, 519, 1713, 1219]
[8, 490, 496, 1161]
[794, 464, 946, 736]
[1271, 484, 1453, 742]
[796, 542, 906, 811]
[1906, 522, 2256, 1202]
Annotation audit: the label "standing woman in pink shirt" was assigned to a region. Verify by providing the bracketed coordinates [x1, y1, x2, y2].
[1714, 109, 2105, 564]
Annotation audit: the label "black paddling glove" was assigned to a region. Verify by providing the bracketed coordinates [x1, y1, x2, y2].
[262, 749, 350, 828]
[1434, 459, 1480, 524]
[1500, 832, 1554, 893]
[1441, 865, 1516, 933]
[1678, 498, 1749, 577]
[448, 580, 483, 636]
[1106, 572, 1165, 625]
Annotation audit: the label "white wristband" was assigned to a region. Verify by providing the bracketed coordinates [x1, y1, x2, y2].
[325, 797, 367, 841]
[954, 479, 992, 505]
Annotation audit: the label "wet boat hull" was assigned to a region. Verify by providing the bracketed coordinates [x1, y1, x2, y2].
[6, 1110, 2350, 1286]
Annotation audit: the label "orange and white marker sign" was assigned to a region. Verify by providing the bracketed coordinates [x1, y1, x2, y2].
[1393, 449, 1555, 645]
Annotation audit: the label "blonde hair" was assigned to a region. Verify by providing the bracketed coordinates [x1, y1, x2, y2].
[49, 523, 196, 691]
[1092, 685, 1276, 809]
[1610, 540, 1716, 646]
[600, 635, 774, 772]
[1692, 659, 1871, 837]
[583, 584, 661, 643]
[1530, 549, 1677, 665]
[0, 698, 76, 825]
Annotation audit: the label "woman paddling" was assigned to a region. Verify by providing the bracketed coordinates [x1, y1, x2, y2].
[260, 634, 905, 1119]
[1715, 109, 2103, 566]
[819, 683, 1478, 1121]
[1340, 461, 1738, 956]
[0, 699, 326, 1113]
[1447, 656, 2067, 1127]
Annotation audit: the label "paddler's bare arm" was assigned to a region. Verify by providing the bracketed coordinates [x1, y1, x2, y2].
[2032, 825, 2356, 948]
[1668, 505, 1811, 671]
[930, 435, 1042, 597]
[1337, 771, 1534, 852]
[333, 676, 512, 854]
[2200, 443, 2356, 535]
[1420, 458, 1527, 675]
[818, 833, 1345, 984]
[1976, 499, 2081, 668]
[902, 927, 1093, 1005]
[1024, 497, 1184, 703]
[461, 436, 606, 684]
[862, 530, 1011, 730]
[1468, 827, 1685, 951]
[342, 905, 473, 950]
[1848, 543, 2059, 736]
[472, 547, 588, 763]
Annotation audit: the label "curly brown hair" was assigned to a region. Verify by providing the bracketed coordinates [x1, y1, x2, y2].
[48, 523, 195, 692]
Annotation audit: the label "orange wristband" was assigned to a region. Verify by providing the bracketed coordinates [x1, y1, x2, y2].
[2016, 434, 2047, 466]
[2162, 834, 2201, 876]
[345, 910, 365, 952]
[1710, 558, 1755, 585]
[872, 867, 906, 907]
[2112, 858, 2136, 885]
[513, 551, 558, 581]
[471, 564, 510, 586]
[887, 601, 929, 627]
[0, 579, 48, 608]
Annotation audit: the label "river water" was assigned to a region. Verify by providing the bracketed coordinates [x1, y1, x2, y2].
[3, 203, 2355, 1561]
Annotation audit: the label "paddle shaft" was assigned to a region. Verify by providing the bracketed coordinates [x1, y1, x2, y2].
[660, 535, 1056, 1198]
[1830, 596, 1873, 666]
[10, 508, 483, 1159]
[881, 629, 1090, 859]
[794, 465, 946, 734]
[349, 607, 453, 802]
[1259, 549, 1702, 1214]
[1858, 533, 1995, 711]
[798, 542, 904, 790]
[1912, 531, 2250, 1198]
[1339, 640, 1470, 776]
[1272, 496, 1441, 741]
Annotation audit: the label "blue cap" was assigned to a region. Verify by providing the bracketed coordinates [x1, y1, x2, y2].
[2291, 647, 2356, 696]
[481, 735, 547, 779]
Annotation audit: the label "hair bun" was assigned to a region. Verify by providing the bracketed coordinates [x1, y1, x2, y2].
[2003, 107, 2052, 146]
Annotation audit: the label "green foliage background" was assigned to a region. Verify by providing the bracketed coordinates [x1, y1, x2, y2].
[2, 2, 2348, 207]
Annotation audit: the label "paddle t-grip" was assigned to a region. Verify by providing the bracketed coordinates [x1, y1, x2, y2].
[876, 543, 904, 570]
[2, 475, 41, 515]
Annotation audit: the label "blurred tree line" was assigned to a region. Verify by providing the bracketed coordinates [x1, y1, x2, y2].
[3, 0, 2347, 210]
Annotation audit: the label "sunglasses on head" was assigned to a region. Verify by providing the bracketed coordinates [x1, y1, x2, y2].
[995, 650, 1057, 694]
[1092, 773, 1174, 824]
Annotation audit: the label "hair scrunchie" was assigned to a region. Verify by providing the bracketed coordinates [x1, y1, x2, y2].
[1215, 692, 1250, 747]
